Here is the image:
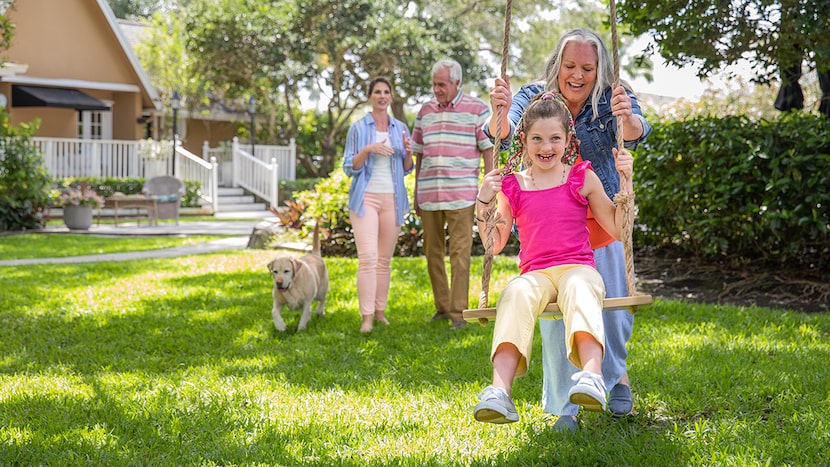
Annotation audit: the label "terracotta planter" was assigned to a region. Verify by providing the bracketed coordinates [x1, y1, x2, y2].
[63, 205, 94, 230]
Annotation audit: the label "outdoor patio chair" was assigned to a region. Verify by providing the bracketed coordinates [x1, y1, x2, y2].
[142, 175, 185, 225]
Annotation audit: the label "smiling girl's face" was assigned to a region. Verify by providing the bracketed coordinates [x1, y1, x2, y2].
[521, 117, 570, 169]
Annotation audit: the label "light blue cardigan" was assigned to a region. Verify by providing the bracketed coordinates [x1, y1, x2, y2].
[342, 113, 414, 225]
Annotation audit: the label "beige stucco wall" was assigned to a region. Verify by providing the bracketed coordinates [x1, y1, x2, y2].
[6, 1, 137, 85]
[2, 0, 154, 140]
[185, 119, 240, 156]
[1, 0, 241, 153]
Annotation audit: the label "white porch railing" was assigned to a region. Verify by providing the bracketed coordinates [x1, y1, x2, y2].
[34, 137, 150, 178]
[232, 137, 279, 208]
[34, 136, 294, 212]
[176, 145, 219, 214]
[200, 137, 296, 209]
[202, 141, 233, 186]
[34, 137, 218, 213]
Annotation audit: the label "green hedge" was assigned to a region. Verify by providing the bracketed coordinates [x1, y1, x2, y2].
[636, 112, 830, 268]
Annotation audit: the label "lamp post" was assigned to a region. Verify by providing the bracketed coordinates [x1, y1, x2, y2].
[171, 90, 181, 176]
[247, 96, 256, 156]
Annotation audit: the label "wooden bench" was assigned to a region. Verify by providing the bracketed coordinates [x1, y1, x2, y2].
[99, 196, 158, 226]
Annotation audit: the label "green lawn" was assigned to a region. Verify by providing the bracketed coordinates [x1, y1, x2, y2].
[0, 234, 226, 260]
[0, 241, 827, 466]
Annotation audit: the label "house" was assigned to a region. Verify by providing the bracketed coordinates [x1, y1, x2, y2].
[0, 0, 161, 142]
[0, 0, 291, 212]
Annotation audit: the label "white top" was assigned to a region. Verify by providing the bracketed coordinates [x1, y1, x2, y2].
[366, 130, 394, 193]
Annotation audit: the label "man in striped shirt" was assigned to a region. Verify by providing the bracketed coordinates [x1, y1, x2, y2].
[412, 59, 494, 329]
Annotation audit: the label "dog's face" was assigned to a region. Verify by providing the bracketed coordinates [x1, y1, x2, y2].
[268, 257, 299, 293]
[267, 249, 328, 332]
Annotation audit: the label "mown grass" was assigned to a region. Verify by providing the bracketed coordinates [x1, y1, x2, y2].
[0, 234, 226, 260]
[0, 242, 828, 466]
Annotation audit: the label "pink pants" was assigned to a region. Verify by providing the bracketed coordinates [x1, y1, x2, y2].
[350, 192, 398, 317]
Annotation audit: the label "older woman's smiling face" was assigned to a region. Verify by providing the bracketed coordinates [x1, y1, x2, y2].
[558, 41, 598, 110]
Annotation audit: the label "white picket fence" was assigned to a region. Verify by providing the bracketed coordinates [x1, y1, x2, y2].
[34, 136, 296, 213]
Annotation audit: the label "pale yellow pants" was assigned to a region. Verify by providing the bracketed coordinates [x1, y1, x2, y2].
[490, 264, 606, 377]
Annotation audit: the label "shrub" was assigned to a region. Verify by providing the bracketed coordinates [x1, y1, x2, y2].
[289, 170, 425, 257]
[636, 112, 830, 269]
[280, 178, 320, 204]
[0, 113, 52, 231]
[52, 177, 202, 208]
[293, 169, 355, 256]
[287, 169, 520, 258]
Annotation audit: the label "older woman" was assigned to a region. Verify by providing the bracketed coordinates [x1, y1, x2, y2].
[487, 27, 652, 431]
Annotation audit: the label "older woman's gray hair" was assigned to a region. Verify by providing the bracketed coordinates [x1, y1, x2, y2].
[540, 28, 629, 120]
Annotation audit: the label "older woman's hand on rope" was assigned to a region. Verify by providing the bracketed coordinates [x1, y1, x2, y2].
[611, 84, 645, 142]
[488, 76, 513, 141]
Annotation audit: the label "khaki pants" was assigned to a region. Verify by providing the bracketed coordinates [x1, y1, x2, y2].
[420, 205, 475, 322]
[492, 264, 606, 377]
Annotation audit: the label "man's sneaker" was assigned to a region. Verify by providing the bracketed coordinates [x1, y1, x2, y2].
[607, 383, 634, 417]
[473, 386, 519, 424]
[430, 311, 451, 322]
[450, 320, 467, 330]
[568, 371, 607, 412]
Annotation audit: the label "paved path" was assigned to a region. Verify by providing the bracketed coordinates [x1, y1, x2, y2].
[0, 211, 307, 266]
[0, 237, 251, 266]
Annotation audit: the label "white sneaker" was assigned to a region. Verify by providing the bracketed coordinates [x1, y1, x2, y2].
[568, 371, 607, 412]
[473, 386, 519, 424]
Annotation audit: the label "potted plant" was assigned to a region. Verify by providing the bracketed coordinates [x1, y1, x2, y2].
[53, 184, 105, 230]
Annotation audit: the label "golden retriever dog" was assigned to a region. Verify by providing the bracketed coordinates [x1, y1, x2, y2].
[267, 222, 329, 332]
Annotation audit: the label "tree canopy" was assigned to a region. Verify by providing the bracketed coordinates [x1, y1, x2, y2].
[619, 0, 830, 83]
[119, 0, 643, 176]
[0, 0, 15, 56]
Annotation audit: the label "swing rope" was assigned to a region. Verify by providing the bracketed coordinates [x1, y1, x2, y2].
[471, 0, 648, 322]
[478, 0, 513, 310]
[609, 0, 639, 298]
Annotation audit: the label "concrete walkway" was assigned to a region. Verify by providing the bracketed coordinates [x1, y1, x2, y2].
[0, 211, 299, 266]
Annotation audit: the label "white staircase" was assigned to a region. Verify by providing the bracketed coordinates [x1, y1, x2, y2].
[216, 186, 268, 213]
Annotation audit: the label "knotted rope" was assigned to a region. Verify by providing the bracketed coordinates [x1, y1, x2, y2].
[478, 0, 512, 310]
[609, 0, 638, 298]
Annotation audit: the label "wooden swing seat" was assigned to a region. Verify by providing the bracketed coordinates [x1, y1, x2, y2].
[463, 294, 653, 324]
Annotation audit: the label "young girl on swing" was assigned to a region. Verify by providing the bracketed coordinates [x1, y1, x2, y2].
[472, 91, 634, 424]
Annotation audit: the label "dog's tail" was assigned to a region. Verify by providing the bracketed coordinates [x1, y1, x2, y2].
[312, 218, 322, 256]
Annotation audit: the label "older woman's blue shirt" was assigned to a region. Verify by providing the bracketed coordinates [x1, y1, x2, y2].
[488, 83, 652, 199]
[342, 113, 414, 225]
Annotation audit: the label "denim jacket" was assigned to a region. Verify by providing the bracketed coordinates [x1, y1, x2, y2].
[488, 82, 652, 199]
[342, 113, 414, 225]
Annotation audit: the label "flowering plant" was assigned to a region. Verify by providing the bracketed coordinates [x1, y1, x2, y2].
[52, 184, 105, 209]
[138, 138, 164, 160]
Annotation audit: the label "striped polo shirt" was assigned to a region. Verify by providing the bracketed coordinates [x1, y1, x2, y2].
[412, 91, 493, 211]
